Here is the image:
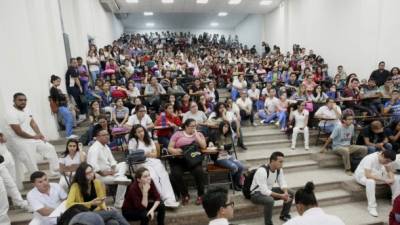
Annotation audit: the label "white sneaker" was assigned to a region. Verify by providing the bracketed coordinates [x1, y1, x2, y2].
[114, 176, 131, 183]
[66, 134, 79, 139]
[164, 200, 180, 208]
[252, 122, 258, 127]
[17, 201, 33, 212]
[260, 119, 265, 124]
[368, 207, 378, 217]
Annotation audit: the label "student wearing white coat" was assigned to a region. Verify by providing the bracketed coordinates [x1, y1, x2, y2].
[283, 182, 345, 225]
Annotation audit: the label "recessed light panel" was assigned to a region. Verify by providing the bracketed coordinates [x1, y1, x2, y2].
[218, 12, 228, 16]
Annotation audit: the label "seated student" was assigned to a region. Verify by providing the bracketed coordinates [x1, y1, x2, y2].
[384, 90, 400, 123]
[236, 90, 257, 126]
[250, 151, 293, 225]
[387, 121, 400, 153]
[354, 150, 400, 217]
[154, 103, 182, 150]
[285, 72, 300, 96]
[198, 95, 213, 116]
[125, 105, 154, 136]
[66, 163, 129, 225]
[360, 79, 383, 116]
[87, 125, 130, 208]
[289, 101, 309, 151]
[183, 101, 209, 135]
[231, 75, 247, 100]
[248, 83, 261, 111]
[88, 100, 106, 124]
[314, 98, 342, 134]
[27, 171, 67, 225]
[356, 120, 393, 154]
[276, 93, 291, 132]
[208, 102, 229, 143]
[128, 125, 179, 208]
[283, 182, 345, 225]
[0, 171, 10, 225]
[144, 77, 166, 110]
[390, 193, 400, 225]
[202, 187, 234, 225]
[225, 99, 247, 150]
[112, 98, 129, 127]
[341, 78, 375, 116]
[122, 167, 165, 225]
[311, 85, 329, 105]
[214, 121, 245, 191]
[168, 119, 207, 205]
[180, 94, 191, 114]
[259, 89, 280, 125]
[59, 139, 86, 191]
[326, 84, 340, 99]
[321, 114, 368, 175]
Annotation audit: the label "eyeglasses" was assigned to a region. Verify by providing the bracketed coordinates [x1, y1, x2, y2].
[224, 201, 235, 208]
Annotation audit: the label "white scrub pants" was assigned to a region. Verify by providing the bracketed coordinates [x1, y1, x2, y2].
[95, 162, 128, 208]
[355, 171, 400, 209]
[6, 139, 59, 189]
[0, 166, 27, 208]
[0, 177, 11, 225]
[291, 126, 309, 149]
[0, 144, 18, 188]
[134, 158, 177, 204]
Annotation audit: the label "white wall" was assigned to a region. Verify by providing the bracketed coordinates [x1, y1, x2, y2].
[0, 0, 123, 140]
[264, 0, 400, 79]
[234, 14, 265, 53]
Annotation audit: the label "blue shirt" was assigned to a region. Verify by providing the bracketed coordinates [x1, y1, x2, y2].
[330, 124, 354, 150]
[384, 100, 400, 122]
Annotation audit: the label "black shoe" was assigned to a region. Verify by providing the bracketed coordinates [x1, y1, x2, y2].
[279, 215, 291, 222]
[238, 144, 247, 150]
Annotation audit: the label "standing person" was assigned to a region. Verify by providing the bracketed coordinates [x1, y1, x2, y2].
[65, 58, 87, 121]
[86, 125, 130, 208]
[87, 50, 101, 82]
[354, 150, 400, 217]
[27, 171, 67, 225]
[289, 101, 309, 151]
[283, 182, 345, 225]
[321, 114, 368, 175]
[122, 167, 165, 225]
[4, 93, 59, 187]
[66, 163, 130, 225]
[250, 151, 293, 225]
[202, 187, 234, 225]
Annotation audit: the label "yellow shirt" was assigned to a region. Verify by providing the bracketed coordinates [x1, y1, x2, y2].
[66, 179, 107, 211]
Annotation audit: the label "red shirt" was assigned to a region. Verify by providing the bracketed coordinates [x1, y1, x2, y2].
[343, 87, 360, 105]
[122, 181, 160, 211]
[390, 195, 400, 225]
[155, 112, 182, 137]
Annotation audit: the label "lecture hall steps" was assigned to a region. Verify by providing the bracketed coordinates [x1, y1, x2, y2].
[8, 110, 390, 225]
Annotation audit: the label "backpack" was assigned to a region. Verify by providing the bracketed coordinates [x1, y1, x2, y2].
[242, 165, 280, 199]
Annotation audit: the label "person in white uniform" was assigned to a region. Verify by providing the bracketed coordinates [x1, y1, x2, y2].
[87, 125, 130, 208]
[27, 171, 67, 225]
[58, 139, 86, 191]
[202, 187, 234, 225]
[128, 125, 179, 208]
[4, 93, 59, 188]
[283, 182, 345, 225]
[0, 175, 10, 225]
[289, 101, 309, 150]
[0, 128, 16, 185]
[354, 150, 400, 217]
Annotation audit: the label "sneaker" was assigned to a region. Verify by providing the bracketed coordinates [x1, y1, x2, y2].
[368, 207, 378, 217]
[345, 170, 353, 176]
[66, 134, 79, 139]
[164, 200, 180, 208]
[274, 121, 280, 128]
[239, 144, 247, 150]
[17, 201, 33, 213]
[260, 119, 265, 124]
[279, 214, 292, 222]
[252, 122, 258, 127]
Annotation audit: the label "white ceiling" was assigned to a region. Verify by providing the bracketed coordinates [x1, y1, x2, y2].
[120, 13, 249, 29]
[115, 0, 281, 13]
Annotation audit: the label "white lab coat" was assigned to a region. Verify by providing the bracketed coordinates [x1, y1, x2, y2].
[283, 207, 345, 225]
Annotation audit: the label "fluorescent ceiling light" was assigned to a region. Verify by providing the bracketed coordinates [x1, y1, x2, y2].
[218, 12, 228, 16]
[126, 0, 138, 3]
[146, 22, 155, 27]
[144, 12, 153, 16]
[196, 0, 208, 4]
[210, 22, 219, 27]
[260, 0, 273, 5]
[161, 0, 174, 3]
[228, 0, 241, 5]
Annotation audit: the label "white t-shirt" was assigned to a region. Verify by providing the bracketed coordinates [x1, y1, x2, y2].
[86, 56, 100, 71]
[126, 114, 153, 127]
[283, 207, 345, 225]
[264, 97, 280, 113]
[182, 111, 207, 123]
[58, 153, 81, 166]
[354, 152, 386, 180]
[5, 106, 35, 140]
[248, 89, 260, 100]
[87, 141, 117, 173]
[128, 138, 156, 155]
[236, 98, 252, 111]
[250, 166, 287, 196]
[232, 79, 247, 89]
[315, 105, 341, 127]
[27, 183, 67, 225]
[292, 110, 309, 128]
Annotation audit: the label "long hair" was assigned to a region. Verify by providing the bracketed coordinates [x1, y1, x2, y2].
[128, 124, 152, 147]
[219, 121, 232, 137]
[213, 102, 226, 118]
[63, 139, 80, 157]
[71, 163, 93, 197]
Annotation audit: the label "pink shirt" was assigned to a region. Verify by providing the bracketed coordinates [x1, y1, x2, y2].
[170, 131, 205, 148]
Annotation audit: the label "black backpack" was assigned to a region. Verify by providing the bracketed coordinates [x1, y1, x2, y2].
[242, 165, 280, 199]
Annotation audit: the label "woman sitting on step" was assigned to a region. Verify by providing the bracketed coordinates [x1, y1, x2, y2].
[59, 139, 86, 191]
[128, 125, 179, 208]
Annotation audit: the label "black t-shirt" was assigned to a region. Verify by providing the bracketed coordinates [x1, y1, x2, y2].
[369, 69, 390, 87]
[65, 66, 79, 92]
[357, 126, 390, 144]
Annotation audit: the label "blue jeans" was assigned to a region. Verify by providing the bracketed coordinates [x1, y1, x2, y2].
[231, 88, 239, 101]
[215, 158, 244, 186]
[367, 143, 393, 154]
[58, 106, 73, 137]
[319, 124, 336, 134]
[91, 70, 100, 82]
[277, 111, 287, 129]
[258, 110, 278, 124]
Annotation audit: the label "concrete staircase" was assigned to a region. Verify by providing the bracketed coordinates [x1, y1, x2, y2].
[7, 88, 392, 225]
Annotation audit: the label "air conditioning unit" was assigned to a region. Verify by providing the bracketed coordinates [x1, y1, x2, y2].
[100, 0, 120, 12]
